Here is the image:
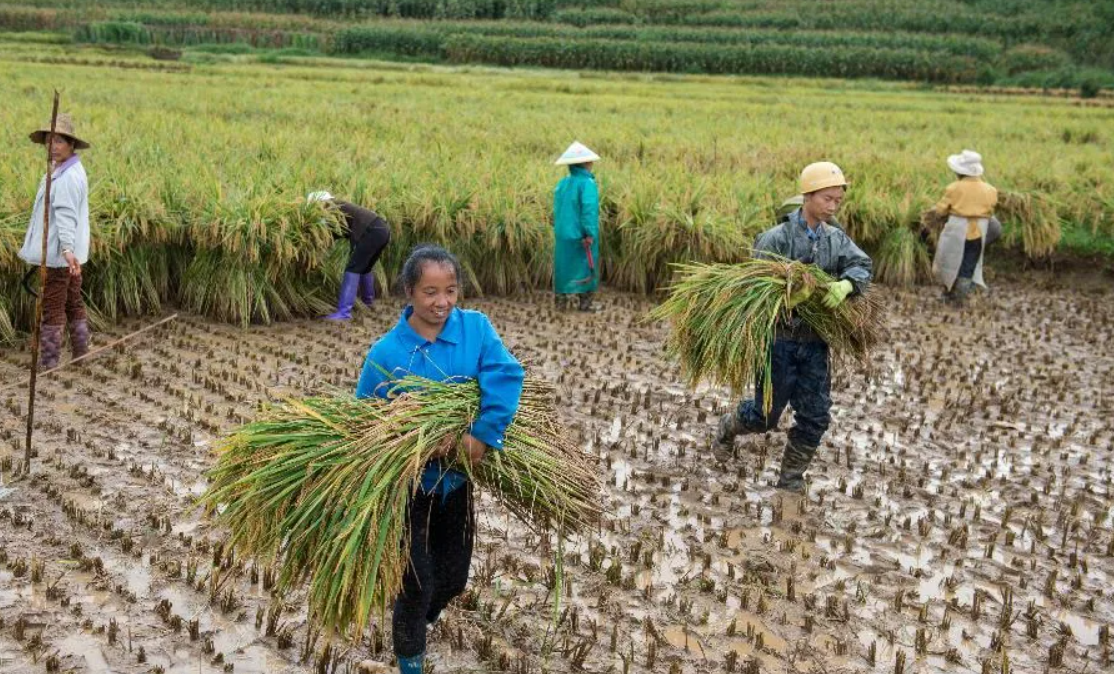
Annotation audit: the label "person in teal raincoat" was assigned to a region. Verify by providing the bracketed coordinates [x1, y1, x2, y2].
[553, 141, 601, 312]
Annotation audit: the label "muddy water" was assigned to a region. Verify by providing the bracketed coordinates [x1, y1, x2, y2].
[0, 274, 1111, 673]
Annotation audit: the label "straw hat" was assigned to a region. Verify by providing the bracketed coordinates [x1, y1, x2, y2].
[555, 141, 600, 166]
[947, 149, 984, 177]
[29, 113, 90, 150]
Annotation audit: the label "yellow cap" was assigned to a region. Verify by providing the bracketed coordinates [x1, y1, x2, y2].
[799, 162, 848, 194]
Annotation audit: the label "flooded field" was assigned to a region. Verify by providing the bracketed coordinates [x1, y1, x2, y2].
[1, 273, 1111, 673]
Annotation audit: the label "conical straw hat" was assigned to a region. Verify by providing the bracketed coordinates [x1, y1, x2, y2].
[555, 141, 600, 166]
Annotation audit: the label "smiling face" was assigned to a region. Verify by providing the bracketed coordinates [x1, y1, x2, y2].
[803, 185, 845, 224]
[406, 261, 459, 331]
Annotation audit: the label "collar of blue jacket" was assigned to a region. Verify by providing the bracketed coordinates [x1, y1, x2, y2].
[569, 165, 594, 178]
[393, 303, 463, 349]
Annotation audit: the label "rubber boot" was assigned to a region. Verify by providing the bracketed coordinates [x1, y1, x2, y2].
[397, 653, 423, 674]
[711, 412, 741, 462]
[358, 273, 376, 307]
[69, 319, 91, 359]
[776, 439, 817, 493]
[952, 277, 974, 306]
[554, 294, 569, 311]
[324, 272, 360, 321]
[577, 292, 599, 313]
[39, 324, 64, 371]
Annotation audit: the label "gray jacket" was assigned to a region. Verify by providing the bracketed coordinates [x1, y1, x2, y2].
[755, 209, 872, 295]
[19, 157, 90, 268]
[756, 209, 873, 342]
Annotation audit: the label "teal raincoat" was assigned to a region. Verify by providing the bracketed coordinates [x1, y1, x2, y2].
[552, 165, 600, 294]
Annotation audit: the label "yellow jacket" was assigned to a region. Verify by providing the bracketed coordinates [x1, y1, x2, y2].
[935, 176, 998, 240]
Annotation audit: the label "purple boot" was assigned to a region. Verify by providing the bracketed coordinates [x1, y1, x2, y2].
[323, 272, 360, 321]
[69, 319, 91, 359]
[358, 273, 376, 307]
[39, 324, 64, 371]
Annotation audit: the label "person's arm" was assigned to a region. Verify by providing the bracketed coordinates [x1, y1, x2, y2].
[835, 232, 873, 296]
[52, 176, 82, 274]
[355, 340, 395, 400]
[467, 316, 525, 453]
[579, 179, 600, 242]
[934, 183, 956, 217]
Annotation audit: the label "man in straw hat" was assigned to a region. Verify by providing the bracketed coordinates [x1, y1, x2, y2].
[19, 113, 92, 370]
[712, 161, 872, 493]
[552, 141, 601, 312]
[931, 149, 998, 306]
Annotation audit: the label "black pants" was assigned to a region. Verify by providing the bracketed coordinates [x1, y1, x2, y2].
[957, 237, 983, 280]
[393, 484, 475, 658]
[345, 223, 391, 274]
[733, 338, 832, 449]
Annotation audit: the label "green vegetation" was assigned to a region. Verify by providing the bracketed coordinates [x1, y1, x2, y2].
[649, 260, 883, 408]
[0, 40, 1110, 337]
[1, 1, 1111, 87]
[202, 375, 601, 637]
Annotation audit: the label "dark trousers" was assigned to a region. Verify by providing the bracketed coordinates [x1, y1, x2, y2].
[956, 237, 982, 280]
[733, 339, 832, 449]
[345, 224, 391, 274]
[393, 484, 475, 658]
[43, 267, 86, 326]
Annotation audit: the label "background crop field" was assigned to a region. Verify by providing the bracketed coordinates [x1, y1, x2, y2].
[1, 0, 1113, 89]
[1, 39, 1112, 339]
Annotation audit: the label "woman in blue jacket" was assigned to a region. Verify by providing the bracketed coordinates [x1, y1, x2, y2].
[355, 245, 524, 674]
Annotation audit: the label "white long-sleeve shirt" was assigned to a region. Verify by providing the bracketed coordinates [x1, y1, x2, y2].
[19, 156, 90, 268]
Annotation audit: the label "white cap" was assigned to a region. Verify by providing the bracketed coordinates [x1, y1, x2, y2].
[306, 190, 335, 203]
[555, 141, 600, 166]
[947, 150, 984, 177]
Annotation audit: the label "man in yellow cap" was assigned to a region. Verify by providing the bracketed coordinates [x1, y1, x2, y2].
[712, 161, 872, 493]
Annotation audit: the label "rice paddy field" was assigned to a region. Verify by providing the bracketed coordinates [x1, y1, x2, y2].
[1, 30, 1113, 674]
[1, 277, 1112, 673]
[1, 35, 1113, 340]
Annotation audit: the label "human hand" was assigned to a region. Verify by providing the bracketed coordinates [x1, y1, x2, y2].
[63, 250, 81, 276]
[582, 236, 594, 246]
[787, 285, 813, 309]
[461, 433, 487, 465]
[822, 280, 854, 309]
[430, 434, 456, 459]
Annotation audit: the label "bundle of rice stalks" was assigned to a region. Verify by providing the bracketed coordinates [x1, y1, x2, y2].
[999, 191, 1061, 259]
[875, 225, 931, 287]
[649, 259, 883, 412]
[202, 375, 600, 639]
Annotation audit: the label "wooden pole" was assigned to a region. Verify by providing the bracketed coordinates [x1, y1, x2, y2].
[24, 92, 60, 474]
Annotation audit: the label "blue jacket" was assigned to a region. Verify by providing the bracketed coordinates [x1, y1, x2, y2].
[355, 306, 525, 495]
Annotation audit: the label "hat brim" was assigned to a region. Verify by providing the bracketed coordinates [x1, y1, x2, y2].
[947, 156, 982, 176]
[555, 153, 600, 166]
[29, 130, 90, 150]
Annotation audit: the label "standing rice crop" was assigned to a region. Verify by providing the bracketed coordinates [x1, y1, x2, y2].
[201, 375, 601, 640]
[649, 259, 883, 412]
[875, 224, 931, 287]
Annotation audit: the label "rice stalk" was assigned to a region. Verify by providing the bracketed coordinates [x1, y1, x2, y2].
[648, 259, 883, 412]
[875, 225, 931, 287]
[999, 191, 1061, 259]
[202, 375, 601, 640]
